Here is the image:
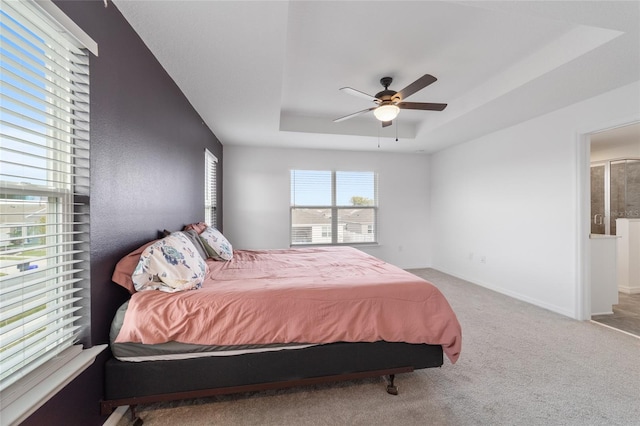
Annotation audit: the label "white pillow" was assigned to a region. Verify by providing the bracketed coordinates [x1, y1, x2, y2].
[199, 226, 233, 261]
[132, 233, 208, 292]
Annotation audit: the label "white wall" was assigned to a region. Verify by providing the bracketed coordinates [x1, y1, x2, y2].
[590, 122, 640, 162]
[590, 137, 640, 162]
[224, 146, 431, 269]
[429, 81, 640, 318]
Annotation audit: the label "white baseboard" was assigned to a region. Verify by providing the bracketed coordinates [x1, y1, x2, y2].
[591, 311, 614, 316]
[432, 267, 576, 318]
[103, 405, 128, 426]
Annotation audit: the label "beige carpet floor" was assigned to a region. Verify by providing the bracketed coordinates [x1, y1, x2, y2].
[116, 269, 640, 426]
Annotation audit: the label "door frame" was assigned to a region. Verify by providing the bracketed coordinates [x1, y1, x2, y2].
[576, 117, 640, 320]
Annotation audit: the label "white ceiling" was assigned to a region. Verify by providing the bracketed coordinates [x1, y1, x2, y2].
[112, 1, 640, 153]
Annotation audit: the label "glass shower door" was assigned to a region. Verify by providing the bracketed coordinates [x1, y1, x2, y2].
[591, 159, 640, 236]
[610, 159, 640, 234]
[591, 164, 606, 235]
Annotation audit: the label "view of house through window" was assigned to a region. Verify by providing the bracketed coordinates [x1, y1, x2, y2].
[290, 170, 377, 245]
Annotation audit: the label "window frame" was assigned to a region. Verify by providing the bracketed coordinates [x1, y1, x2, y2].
[204, 149, 218, 228]
[290, 170, 378, 247]
[0, 1, 104, 423]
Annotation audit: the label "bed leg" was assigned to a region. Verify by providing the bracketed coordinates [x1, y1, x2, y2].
[129, 404, 144, 426]
[385, 374, 399, 395]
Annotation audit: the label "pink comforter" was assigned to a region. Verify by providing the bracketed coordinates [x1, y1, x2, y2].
[115, 247, 462, 363]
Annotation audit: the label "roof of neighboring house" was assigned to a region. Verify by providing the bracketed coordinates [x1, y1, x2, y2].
[0, 201, 47, 225]
[291, 208, 374, 225]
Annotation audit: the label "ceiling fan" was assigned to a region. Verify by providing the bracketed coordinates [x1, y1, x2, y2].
[334, 74, 447, 127]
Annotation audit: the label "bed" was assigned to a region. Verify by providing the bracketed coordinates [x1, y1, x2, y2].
[100, 226, 462, 423]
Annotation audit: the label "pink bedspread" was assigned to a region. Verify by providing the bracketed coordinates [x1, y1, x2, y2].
[115, 247, 462, 363]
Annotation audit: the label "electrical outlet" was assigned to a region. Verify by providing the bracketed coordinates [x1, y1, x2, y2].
[480, 256, 486, 264]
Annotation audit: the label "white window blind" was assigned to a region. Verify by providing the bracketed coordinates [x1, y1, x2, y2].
[0, 0, 90, 393]
[290, 170, 378, 245]
[204, 149, 217, 228]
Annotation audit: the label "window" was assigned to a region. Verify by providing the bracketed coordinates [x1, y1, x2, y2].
[0, 0, 91, 395]
[290, 170, 378, 245]
[204, 149, 217, 228]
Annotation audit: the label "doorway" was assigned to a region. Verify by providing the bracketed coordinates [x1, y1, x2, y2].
[587, 122, 640, 337]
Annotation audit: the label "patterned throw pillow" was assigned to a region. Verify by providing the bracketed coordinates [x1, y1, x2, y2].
[199, 226, 233, 261]
[132, 232, 208, 292]
[175, 230, 209, 260]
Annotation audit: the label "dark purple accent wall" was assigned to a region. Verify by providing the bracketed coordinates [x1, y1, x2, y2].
[22, 1, 223, 424]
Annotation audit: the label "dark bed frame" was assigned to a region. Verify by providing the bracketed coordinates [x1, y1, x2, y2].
[101, 340, 443, 424]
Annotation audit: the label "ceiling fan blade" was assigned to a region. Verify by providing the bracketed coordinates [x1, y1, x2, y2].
[395, 74, 437, 101]
[333, 107, 377, 123]
[339, 87, 379, 103]
[382, 121, 392, 128]
[398, 102, 447, 111]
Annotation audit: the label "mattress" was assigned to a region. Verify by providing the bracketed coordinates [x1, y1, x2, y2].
[110, 301, 316, 362]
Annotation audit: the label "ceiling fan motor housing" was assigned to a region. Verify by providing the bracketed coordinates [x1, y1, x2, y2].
[376, 77, 401, 104]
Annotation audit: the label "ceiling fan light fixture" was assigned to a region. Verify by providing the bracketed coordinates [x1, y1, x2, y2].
[336, 74, 446, 125]
[373, 104, 400, 122]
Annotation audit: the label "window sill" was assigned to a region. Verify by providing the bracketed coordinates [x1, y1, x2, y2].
[0, 344, 107, 425]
